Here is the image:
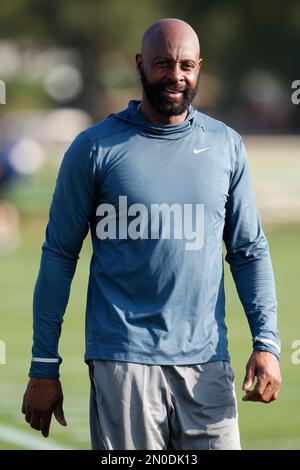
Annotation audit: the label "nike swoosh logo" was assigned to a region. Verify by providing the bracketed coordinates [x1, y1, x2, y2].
[193, 147, 210, 154]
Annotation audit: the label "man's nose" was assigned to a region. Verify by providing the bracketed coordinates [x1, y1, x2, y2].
[167, 63, 184, 82]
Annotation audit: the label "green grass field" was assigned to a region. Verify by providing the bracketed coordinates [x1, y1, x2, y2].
[0, 162, 300, 450]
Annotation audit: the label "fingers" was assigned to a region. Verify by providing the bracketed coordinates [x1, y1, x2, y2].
[242, 375, 268, 402]
[263, 379, 281, 402]
[273, 387, 281, 400]
[21, 391, 28, 416]
[242, 363, 255, 392]
[23, 407, 44, 432]
[22, 394, 32, 424]
[40, 412, 53, 438]
[29, 410, 42, 431]
[255, 376, 268, 397]
[54, 404, 67, 427]
[242, 379, 278, 403]
[242, 384, 267, 402]
[22, 394, 54, 437]
[21, 399, 26, 415]
[24, 407, 32, 424]
[22, 405, 55, 437]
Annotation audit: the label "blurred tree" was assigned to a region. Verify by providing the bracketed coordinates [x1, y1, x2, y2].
[159, 0, 300, 130]
[0, 0, 168, 119]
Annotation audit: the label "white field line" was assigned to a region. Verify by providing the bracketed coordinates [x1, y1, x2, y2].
[0, 424, 73, 450]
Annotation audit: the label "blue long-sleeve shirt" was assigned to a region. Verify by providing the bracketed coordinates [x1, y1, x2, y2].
[29, 100, 281, 378]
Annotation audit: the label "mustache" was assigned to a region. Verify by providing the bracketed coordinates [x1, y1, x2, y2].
[159, 82, 187, 93]
[139, 70, 188, 93]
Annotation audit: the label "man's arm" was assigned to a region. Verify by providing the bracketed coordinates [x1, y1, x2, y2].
[223, 136, 281, 403]
[22, 131, 99, 436]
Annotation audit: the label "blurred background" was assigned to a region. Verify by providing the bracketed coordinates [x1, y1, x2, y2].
[0, 0, 299, 450]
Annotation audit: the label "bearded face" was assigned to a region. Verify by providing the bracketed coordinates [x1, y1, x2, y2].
[139, 67, 199, 116]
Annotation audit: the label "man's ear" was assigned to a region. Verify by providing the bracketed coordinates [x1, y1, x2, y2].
[198, 57, 204, 72]
[136, 53, 143, 75]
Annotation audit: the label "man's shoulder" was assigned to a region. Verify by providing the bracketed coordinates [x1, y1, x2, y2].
[80, 110, 130, 146]
[194, 109, 241, 143]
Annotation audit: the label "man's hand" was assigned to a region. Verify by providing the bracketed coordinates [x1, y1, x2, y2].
[242, 351, 282, 403]
[22, 377, 67, 438]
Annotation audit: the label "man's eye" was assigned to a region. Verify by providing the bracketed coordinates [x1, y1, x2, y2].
[181, 63, 194, 70]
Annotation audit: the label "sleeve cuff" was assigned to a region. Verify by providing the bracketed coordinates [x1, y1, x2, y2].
[253, 336, 281, 360]
[29, 357, 62, 379]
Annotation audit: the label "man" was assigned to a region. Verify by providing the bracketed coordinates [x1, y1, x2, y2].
[22, 18, 282, 450]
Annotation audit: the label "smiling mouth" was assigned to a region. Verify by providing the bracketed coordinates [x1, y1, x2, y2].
[162, 88, 184, 97]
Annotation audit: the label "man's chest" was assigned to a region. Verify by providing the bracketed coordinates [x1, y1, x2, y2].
[96, 136, 232, 211]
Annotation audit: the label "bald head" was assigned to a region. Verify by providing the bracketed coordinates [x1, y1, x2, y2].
[141, 18, 200, 60]
[136, 18, 203, 123]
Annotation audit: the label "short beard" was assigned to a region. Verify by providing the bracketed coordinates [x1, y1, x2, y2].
[140, 69, 199, 117]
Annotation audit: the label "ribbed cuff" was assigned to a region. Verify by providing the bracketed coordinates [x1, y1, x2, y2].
[29, 358, 61, 379]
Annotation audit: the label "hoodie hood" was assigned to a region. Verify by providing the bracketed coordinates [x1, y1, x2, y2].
[113, 100, 197, 140]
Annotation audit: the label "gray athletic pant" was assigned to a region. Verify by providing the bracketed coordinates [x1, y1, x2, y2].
[88, 359, 241, 450]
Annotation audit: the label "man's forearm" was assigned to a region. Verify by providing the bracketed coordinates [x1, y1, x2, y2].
[228, 239, 281, 359]
[29, 246, 78, 378]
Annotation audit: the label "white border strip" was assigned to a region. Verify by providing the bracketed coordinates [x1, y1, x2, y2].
[255, 337, 281, 352]
[32, 357, 59, 363]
